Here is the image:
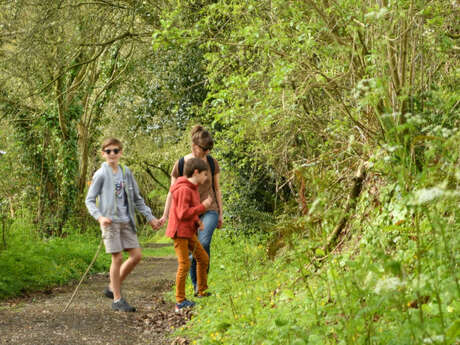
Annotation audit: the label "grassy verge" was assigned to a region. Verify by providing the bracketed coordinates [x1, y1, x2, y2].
[0, 220, 174, 300]
[177, 201, 459, 344]
[0, 222, 111, 299]
[139, 227, 175, 257]
[141, 244, 175, 258]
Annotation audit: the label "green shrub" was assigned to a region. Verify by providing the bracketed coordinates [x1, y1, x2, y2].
[0, 220, 110, 299]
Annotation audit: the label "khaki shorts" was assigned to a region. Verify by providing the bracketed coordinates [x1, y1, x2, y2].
[101, 222, 140, 254]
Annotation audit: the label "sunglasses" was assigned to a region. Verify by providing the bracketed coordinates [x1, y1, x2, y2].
[103, 148, 120, 155]
[198, 145, 211, 152]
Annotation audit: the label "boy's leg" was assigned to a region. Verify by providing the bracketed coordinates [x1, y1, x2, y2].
[110, 252, 123, 300]
[190, 211, 218, 290]
[116, 223, 142, 286]
[189, 235, 209, 296]
[101, 223, 123, 298]
[119, 247, 142, 283]
[173, 238, 190, 303]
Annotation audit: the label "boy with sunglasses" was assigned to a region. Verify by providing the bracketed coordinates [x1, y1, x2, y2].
[86, 138, 161, 312]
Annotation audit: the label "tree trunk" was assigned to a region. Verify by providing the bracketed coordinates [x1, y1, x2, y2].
[324, 163, 366, 253]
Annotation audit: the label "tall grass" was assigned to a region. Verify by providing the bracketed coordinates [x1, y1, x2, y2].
[0, 218, 110, 299]
[177, 188, 459, 344]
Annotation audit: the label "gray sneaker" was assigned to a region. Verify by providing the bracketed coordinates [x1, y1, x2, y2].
[112, 298, 136, 312]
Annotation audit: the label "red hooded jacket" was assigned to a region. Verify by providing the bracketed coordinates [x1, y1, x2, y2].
[166, 177, 206, 238]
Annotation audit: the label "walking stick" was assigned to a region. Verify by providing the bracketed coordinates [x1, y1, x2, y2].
[63, 239, 103, 312]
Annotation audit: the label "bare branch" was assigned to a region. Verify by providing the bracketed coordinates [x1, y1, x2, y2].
[144, 165, 169, 191]
[79, 31, 154, 47]
[63, 1, 129, 9]
[25, 47, 106, 98]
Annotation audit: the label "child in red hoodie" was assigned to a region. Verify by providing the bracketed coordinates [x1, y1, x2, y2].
[166, 157, 212, 312]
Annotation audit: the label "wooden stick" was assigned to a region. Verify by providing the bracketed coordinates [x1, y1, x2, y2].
[63, 239, 103, 313]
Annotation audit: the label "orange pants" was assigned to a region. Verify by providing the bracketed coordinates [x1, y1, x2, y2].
[173, 235, 209, 303]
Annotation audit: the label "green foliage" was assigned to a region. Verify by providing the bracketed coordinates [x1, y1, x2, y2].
[0, 1, 171, 234]
[135, 44, 208, 133]
[151, 0, 459, 234]
[0, 219, 110, 299]
[178, 186, 459, 344]
[0, 1, 458, 343]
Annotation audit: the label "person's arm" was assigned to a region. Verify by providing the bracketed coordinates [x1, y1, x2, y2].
[85, 171, 112, 227]
[214, 173, 224, 228]
[85, 171, 104, 221]
[159, 176, 177, 226]
[196, 195, 212, 230]
[174, 189, 206, 221]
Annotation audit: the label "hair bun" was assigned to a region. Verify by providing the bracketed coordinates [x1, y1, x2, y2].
[191, 125, 204, 137]
[191, 125, 214, 150]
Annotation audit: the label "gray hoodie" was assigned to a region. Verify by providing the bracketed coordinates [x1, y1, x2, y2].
[85, 162, 156, 232]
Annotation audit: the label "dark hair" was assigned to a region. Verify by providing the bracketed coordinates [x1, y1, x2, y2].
[184, 158, 208, 177]
[191, 125, 214, 151]
[101, 138, 123, 151]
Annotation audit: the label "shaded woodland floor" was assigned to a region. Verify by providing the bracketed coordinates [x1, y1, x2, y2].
[0, 247, 191, 345]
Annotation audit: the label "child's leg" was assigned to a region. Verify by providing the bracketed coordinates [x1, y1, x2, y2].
[101, 223, 123, 299]
[110, 252, 123, 300]
[190, 211, 218, 290]
[189, 235, 209, 296]
[119, 247, 142, 284]
[173, 237, 190, 303]
[116, 223, 142, 287]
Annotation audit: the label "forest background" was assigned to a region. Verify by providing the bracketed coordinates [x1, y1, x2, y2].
[0, 1, 459, 344]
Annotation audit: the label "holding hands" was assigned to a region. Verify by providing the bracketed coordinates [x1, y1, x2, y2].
[149, 218, 162, 230]
[158, 215, 167, 227]
[195, 196, 213, 231]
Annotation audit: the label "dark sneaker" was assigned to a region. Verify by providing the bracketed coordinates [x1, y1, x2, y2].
[103, 286, 113, 299]
[112, 298, 136, 312]
[175, 300, 195, 313]
[195, 291, 212, 298]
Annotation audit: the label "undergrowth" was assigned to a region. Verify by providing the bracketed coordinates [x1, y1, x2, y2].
[177, 186, 459, 344]
[0, 219, 111, 299]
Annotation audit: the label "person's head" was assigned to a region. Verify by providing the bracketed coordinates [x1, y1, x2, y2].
[191, 125, 214, 158]
[101, 138, 123, 166]
[184, 157, 208, 185]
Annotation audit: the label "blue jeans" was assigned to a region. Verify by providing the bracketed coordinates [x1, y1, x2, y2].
[190, 210, 218, 291]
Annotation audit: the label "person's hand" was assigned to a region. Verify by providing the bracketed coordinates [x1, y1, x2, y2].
[98, 216, 112, 227]
[149, 218, 161, 230]
[217, 214, 223, 229]
[202, 195, 212, 209]
[197, 219, 204, 231]
[158, 215, 167, 227]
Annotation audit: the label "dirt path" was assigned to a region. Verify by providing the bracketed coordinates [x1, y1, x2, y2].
[0, 246, 191, 345]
